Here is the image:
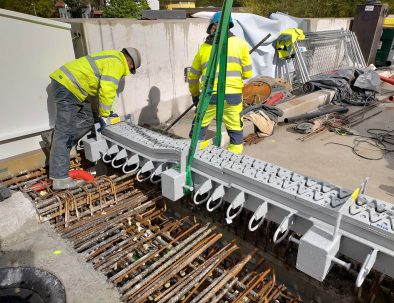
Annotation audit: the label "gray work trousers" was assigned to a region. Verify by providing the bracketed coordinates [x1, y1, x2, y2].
[49, 80, 95, 179]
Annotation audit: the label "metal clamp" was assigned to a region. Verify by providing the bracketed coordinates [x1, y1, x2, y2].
[102, 145, 119, 163]
[225, 191, 245, 224]
[193, 179, 213, 205]
[111, 149, 127, 168]
[136, 160, 155, 182]
[248, 202, 268, 232]
[122, 154, 140, 174]
[356, 248, 378, 287]
[273, 212, 295, 244]
[206, 185, 225, 212]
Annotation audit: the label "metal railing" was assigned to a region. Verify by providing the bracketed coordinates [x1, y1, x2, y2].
[290, 30, 366, 84]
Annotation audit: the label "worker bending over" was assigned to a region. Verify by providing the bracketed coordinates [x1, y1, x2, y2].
[188, 11, 252, 154]
[49, 48, 141, 190]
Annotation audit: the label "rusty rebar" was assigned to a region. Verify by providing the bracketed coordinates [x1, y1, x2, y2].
[197, 254, 253, 303]
[120, 226, 216, 300]
[157, 243, 238, 303]
[128, 233, 223, 303]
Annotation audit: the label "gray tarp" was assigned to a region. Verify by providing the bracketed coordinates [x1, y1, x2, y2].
[191, 12, 302, 78]
[304, 68, 381, 105]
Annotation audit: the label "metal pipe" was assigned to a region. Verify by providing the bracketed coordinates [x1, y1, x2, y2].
[284, 106, 349, 124]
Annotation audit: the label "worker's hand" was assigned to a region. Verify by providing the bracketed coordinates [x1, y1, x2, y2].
[192, 95, 200, 106]
[109, 111, 118, 117]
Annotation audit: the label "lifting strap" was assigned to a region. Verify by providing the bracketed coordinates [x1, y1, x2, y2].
[185, 0, 233, 192]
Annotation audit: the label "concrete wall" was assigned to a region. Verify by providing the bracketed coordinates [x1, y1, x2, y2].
[302, 17, 353, 32]
[66, 17, 353, 127]
[67, 18, 209, 126]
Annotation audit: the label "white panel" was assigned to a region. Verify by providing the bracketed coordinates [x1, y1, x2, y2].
[0, 9, 75, 141]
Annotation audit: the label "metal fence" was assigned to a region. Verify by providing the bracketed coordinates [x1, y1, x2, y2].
[289, 30, 366, 84]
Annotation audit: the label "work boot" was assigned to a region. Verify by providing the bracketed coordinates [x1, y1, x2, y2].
[52, 177, 85, 191]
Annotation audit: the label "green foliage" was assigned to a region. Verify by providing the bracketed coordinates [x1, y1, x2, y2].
[103, 0, 149, 18]
[0, 0, 54, 17]
[242, 0, 394, 18]
[65, 0, 83, 17]
[196, 0, 242, 7]
[63, 1, 103, 17]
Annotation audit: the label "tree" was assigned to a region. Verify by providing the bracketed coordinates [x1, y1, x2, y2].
[242, 0, 394, 18]
[64, 0, 103, 18]
[0, 0, 54, 17]
[196, 0, 243, 7]
[103, 0, 149, 18]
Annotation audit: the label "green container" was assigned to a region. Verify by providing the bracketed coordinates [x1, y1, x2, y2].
[375, 28, 394, 66]
[375, 50, 390, 66]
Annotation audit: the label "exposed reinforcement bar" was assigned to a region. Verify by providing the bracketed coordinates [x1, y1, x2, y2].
[82, 122, 394, 287]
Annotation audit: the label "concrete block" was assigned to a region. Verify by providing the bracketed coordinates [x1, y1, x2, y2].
[296, 226, 340, 281]
[277, 90, 335, 123]
[161, 169, 186, 201]
[83, 138, 108, 162]
[142, 10, 186, 19]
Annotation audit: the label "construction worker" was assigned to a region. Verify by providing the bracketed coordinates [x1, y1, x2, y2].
[48, 48, 141, 190]
[188, 11, 252, 154]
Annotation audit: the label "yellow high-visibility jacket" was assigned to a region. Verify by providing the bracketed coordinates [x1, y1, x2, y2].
[50, 50, 130, 117]
[188, 36, 252, 97]
[276, 28, 305, 59]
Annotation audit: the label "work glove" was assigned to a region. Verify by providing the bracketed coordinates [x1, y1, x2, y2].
[97, 117, 107, 132]
[192, 95, 200, 107]
[97, 111, 118, 132]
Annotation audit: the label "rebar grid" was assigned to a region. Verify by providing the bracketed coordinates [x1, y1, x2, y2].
[5, 166, 302, 303]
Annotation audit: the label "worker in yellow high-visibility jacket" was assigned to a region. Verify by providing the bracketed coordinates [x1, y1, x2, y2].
[49, 47, 141, 190]
[188, 11, 252, 154]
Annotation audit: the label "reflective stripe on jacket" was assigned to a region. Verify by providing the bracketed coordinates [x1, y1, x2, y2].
[187, 36, 252, 96]
[50, 50, 130, 117]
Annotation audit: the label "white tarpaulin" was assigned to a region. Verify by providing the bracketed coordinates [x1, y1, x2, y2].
[191, 12, 303, 78]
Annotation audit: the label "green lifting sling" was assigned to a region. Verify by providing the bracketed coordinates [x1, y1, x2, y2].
[185, 0, 233, 192]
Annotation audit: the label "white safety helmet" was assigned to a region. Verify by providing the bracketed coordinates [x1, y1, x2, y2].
[122, 47, 141, 74]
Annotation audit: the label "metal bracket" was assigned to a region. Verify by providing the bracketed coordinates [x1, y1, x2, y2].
[225, 190, 245, 224]
[356, 248, 378, 287]
[122, 154, 140, 174]
[111, 149, 127, 168]
[273, 212, 295, 244]
[248, 201, 268, 232]
[150, 163, 164, 184]
[206, 184, 225, 212]
[193, 179, 213, 205]
[136, 160, 155, 182]
[102, 144, 119, 163]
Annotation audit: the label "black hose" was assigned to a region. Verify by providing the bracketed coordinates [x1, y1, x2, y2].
[325, 128, 394, 160]
[284, 106, 349, 124]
